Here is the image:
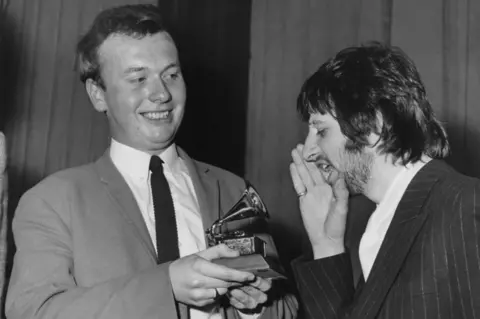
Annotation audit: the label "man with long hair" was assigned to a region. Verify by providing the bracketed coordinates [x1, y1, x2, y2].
[290, 42, 479, 318]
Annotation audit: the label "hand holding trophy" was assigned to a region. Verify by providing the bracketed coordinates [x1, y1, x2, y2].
[206, 182, 285, 279]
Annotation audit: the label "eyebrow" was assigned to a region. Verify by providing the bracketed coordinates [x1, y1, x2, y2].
[123, 62, 180, 75]
[124, 66, 146, 75]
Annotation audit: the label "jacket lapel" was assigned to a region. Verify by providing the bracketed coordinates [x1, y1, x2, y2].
[350, 160, 451, 319]
[176, 148, 220, 319]
[93, 150, 157, 262]
[178, 148, 220, 234]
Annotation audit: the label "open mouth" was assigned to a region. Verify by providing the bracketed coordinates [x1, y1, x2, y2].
[317, 162, 333, 173]
[316, 161, 336, 182]
[141, 110, 172, 120]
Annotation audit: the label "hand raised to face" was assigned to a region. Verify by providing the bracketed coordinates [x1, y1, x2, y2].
[289, 144, 349, 259]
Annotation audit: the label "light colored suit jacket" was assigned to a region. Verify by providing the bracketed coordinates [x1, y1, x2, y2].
[6, 148, 297, 319]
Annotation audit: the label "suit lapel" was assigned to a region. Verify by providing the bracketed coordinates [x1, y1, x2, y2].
[350, 160, 451, 319]
[345, 195, 375, 287]
[177, 148, 220, 319]
[178, 148, 220, 234]
[93, 151, 157, 262]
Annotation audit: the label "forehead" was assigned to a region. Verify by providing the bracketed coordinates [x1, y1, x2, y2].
[97, 32, 179, 71]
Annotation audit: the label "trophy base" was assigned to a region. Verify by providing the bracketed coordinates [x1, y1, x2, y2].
[212, 254, 286, 279]
[218, 236, 266, 256]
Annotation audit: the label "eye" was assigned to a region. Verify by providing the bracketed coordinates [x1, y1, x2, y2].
[129, 77, 146, 84]
[163, 70, 181, 82]
[316, 129, 327, 137]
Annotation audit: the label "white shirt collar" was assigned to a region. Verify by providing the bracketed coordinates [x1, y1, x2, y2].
[110, 139, 181, 181]
[359, 156, 432, 279]
[376, 156, 432, 211]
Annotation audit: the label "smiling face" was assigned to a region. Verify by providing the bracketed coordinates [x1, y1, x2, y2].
[86, 32, 186, 154]
[302, 112, 374, 194]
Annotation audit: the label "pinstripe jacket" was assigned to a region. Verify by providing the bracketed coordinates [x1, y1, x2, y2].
[292, 160, 480, 319]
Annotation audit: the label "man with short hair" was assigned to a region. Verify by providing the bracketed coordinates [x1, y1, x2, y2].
[290, 42, 480, 318]
[6, 5, 297, 319]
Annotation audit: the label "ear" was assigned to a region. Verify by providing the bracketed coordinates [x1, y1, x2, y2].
[85, 79, 108, 113]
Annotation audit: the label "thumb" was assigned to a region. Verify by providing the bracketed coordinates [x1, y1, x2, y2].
[332, 178, 349, 215]
[196, 244, 240, 261]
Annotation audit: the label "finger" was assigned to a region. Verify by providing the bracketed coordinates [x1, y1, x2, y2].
[296, 144, 304, 154]
[297, 142, 332, 185]
[332, 177, 349, 203]
[291, 147, 315, 190]
[190, 274, 244, 290]
[289, 163, 306, 195]
[332, 178, 349, 216]
[326, 168, 340, 185]
[229, 288, 257, 309]
[197, 244, 240, 260]
[228, 293, 247, 309]
[190, 288, 217, 307]
[248, 277, 272, 292]
[231, 286, 267, 308]
[194, 258, 255, 283]
[237, 285, 268, 303]
[305, 161, 327, 186]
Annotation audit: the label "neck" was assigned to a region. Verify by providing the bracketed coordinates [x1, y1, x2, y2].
[110, 138, 174, 156]
[363, 154, 405, 204]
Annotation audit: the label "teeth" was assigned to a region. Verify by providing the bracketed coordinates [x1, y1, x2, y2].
[318, 163, 332, 172]
[143, 111, 170, 120]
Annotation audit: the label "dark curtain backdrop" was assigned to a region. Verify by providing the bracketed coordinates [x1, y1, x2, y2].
[157, 0, 251, 176]
[246, 0, 480, 265]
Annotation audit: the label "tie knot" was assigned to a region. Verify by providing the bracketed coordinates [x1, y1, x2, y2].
[149, 155, 164, 172]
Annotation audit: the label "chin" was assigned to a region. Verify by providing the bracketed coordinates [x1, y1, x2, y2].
[346, 183, 364, 195]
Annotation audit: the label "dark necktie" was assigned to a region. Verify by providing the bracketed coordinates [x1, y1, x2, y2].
[149, 155, 179, 263]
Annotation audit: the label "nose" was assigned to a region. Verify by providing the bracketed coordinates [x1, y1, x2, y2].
[302, 130, 321, 162]
[149, 79, 171, 103]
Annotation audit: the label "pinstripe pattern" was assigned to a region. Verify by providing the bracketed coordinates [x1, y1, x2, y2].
[292, 160, 480, 319]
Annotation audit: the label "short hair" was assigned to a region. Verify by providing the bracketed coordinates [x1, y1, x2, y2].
[297, 41, 449, 164]
[76, 4, 167, 89]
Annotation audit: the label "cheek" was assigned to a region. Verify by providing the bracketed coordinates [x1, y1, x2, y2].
[329, 147, 351, 172]
[105, 93, 144, 126]
[170, 84, 187, 105]
[320, 142, 339, 164]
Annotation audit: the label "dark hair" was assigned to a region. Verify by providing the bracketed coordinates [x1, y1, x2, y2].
[297, 41, 449, 164]
[76, 4, 167, 89]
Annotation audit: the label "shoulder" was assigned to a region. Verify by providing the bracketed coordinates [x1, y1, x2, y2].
[429, 162, 480, 200]
[194, 159, 246, 191]
[425, 161, 480, 226]
[20, 162, 98, 204]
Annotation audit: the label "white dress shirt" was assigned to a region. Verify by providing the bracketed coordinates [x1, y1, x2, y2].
[110, 139, 259, 319]
[359, 157, 431, 279]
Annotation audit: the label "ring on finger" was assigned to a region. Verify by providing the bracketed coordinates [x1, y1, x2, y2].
[297, 191, 307, 197]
